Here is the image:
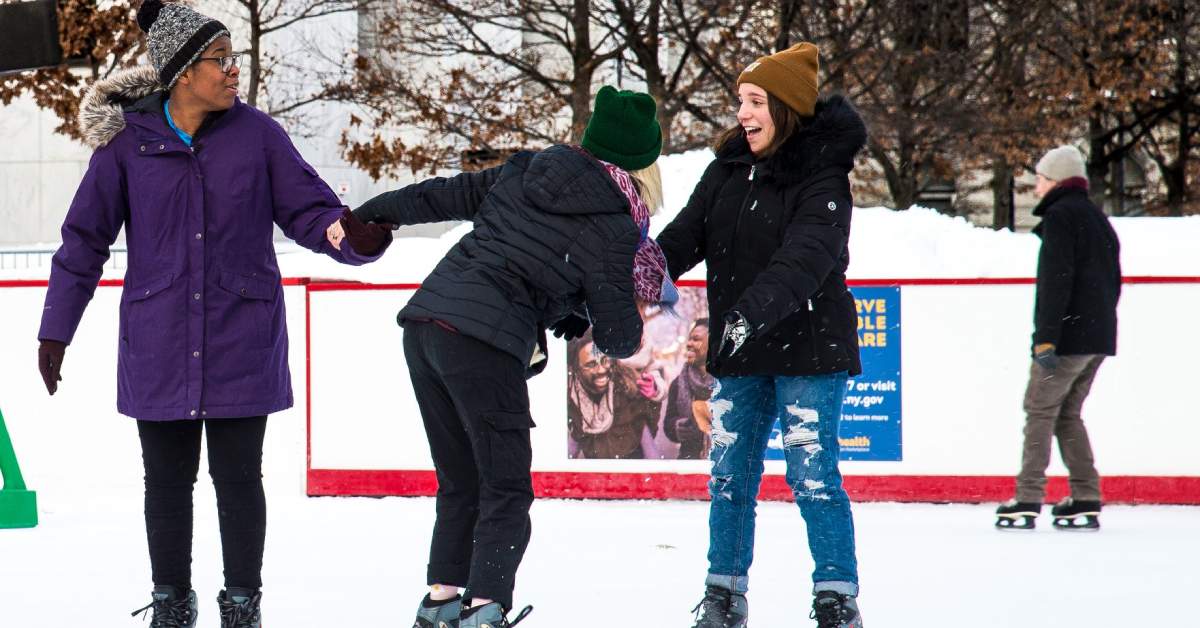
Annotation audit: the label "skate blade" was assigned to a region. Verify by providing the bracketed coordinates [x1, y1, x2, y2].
[994, 516, 1036, 531]
[1052, 516, 1100, 531]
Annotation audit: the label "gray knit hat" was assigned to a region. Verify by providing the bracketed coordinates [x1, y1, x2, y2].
[137, 0, 230, 90]
[1036, 145, 1087, 182]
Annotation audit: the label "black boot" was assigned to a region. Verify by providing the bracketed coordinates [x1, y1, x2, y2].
[217, 588, 262, 628]
[131, 585, 198, 628]
[1051, 497, 1101, 530]
[811, 590, 864, 628]
[458, 602, 533, 628]
[994, 499, 1042, 530]
[414, 593, 462, 628]
[690, 585, 748, 628]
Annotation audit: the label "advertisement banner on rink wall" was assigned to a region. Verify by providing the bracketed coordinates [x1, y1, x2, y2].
[841, 286, 903, 460]
[566, 286, 712, 461]
[762, 286, 902, 461]
[563, 285, 902, 462]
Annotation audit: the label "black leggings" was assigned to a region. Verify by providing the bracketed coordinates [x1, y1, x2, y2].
[136, 416, 267, 592]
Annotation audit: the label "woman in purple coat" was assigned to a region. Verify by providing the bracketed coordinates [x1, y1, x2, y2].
[34, 3, 389, 626]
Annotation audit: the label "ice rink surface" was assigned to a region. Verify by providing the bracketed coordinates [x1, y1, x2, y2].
[3, 488, 1197, 627]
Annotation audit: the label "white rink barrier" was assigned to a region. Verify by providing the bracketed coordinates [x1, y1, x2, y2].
[2, 277, 1196, 503]
[304, 278, 1200, 504]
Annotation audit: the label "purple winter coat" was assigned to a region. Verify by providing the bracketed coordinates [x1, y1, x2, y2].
[38, 66, 381, 421]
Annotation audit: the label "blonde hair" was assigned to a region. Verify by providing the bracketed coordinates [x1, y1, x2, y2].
[629, 161, 663, 215]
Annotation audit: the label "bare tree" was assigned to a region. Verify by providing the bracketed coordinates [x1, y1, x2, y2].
[963, 1, 1079, 228]
[227, 0, 372, 108]
[846, 1, 982, 210]
[331, 0, 627, 178]
[611, 0, 751, 151]
[1142, 0, 1200, 215]
[1034, 0, 1173, 211]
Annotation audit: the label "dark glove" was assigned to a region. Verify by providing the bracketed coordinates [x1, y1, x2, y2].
[1033, 343, 1059, 371]
[340, 208, 395, 256]
[550, 314, 590, 341]
[717, 311, 750, 359]
[38, 339, 66, 395]
[350, 202, 389, 227]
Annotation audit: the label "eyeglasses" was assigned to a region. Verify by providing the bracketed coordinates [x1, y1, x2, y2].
[196, 53, 242, 74]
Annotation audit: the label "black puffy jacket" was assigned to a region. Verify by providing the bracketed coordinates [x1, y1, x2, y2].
[353, 145, 644, 372]
[1031, 184, 1122, 356]
[656, 95, 867, 377]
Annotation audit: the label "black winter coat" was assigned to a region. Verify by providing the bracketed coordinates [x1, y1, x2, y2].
[1031, 185, 1121, 356]
[353, 145, 644, 371]
[656, 95, 867, 377]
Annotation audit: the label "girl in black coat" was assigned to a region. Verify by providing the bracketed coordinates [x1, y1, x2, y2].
[353, 86, 676, 628]
[656, 44, 867, 628]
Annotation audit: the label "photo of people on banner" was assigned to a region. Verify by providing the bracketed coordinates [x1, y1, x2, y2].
[566, 285, 903, 461]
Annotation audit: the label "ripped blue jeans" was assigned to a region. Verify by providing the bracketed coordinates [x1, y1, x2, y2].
[705, 373, 859, 596]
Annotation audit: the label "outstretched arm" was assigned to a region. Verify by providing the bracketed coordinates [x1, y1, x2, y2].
[265, 119, 385, 265]
[352, 165, 503, 226]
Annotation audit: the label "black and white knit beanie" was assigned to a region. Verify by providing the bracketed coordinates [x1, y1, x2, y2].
[137, 0, 230, 90]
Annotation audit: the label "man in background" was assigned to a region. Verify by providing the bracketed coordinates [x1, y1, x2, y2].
[995, 145, 1121, 531]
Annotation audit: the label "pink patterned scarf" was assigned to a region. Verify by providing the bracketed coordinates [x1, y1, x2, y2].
[596, 159, 679, 308]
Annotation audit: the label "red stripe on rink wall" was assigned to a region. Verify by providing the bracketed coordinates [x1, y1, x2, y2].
[305, 469, 1200, 505]
[2, 275, 1196, 289]
[0, 278, 312, 288]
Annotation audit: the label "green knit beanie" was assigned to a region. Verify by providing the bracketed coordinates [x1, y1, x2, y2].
[581, 86, 662, 171]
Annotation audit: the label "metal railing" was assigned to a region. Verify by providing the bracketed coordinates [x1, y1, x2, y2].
[0, 247, 128, 271]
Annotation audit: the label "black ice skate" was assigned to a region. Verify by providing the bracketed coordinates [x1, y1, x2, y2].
[994, 499, 1042, 530]
[458, 601, 533, 628]
[414, 593, 462, 628]
[690, 585, 748, 628]
[217, 588, 262, 628]
[811, 590, 864, 628]
[1051, 497, 1101, 531]
[131, 585, 198, 628]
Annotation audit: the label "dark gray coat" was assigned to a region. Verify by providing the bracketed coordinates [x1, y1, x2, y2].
[1031, 184, 1122, 356]
[354, 145, 644, 371]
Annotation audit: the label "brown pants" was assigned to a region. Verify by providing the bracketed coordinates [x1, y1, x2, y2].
[1016, 354, 1105, 503]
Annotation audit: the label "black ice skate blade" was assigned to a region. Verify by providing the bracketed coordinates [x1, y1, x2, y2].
[994, 516, 1036, 531]
[1052, 516, 1100, 531]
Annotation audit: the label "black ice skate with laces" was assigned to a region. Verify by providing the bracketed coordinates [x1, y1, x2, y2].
[690, 585, 748, 628]
[131, 586, 198, 628]
[994, 499, 1042, 530]
[1051, 497, 1101, 530]
[811, 590, 863, 628]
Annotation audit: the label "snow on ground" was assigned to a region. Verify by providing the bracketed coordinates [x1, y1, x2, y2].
[4, 149, 1199, 283]
[271, 149, 1200, 282]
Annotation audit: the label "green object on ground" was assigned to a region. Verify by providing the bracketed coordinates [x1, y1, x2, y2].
[0, 408, 38, 529]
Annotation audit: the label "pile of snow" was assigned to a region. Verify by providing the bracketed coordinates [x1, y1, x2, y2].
[6, 149, 1199, 282]
[278, 148, 1200, 282]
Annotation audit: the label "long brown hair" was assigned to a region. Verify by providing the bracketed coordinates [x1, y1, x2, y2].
[712, 92, 805, 159]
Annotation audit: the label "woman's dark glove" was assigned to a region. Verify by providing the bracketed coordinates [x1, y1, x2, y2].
[550, 314, 591, 341]
[38, 339, 66, 395]
[340, 208, 395, 256]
